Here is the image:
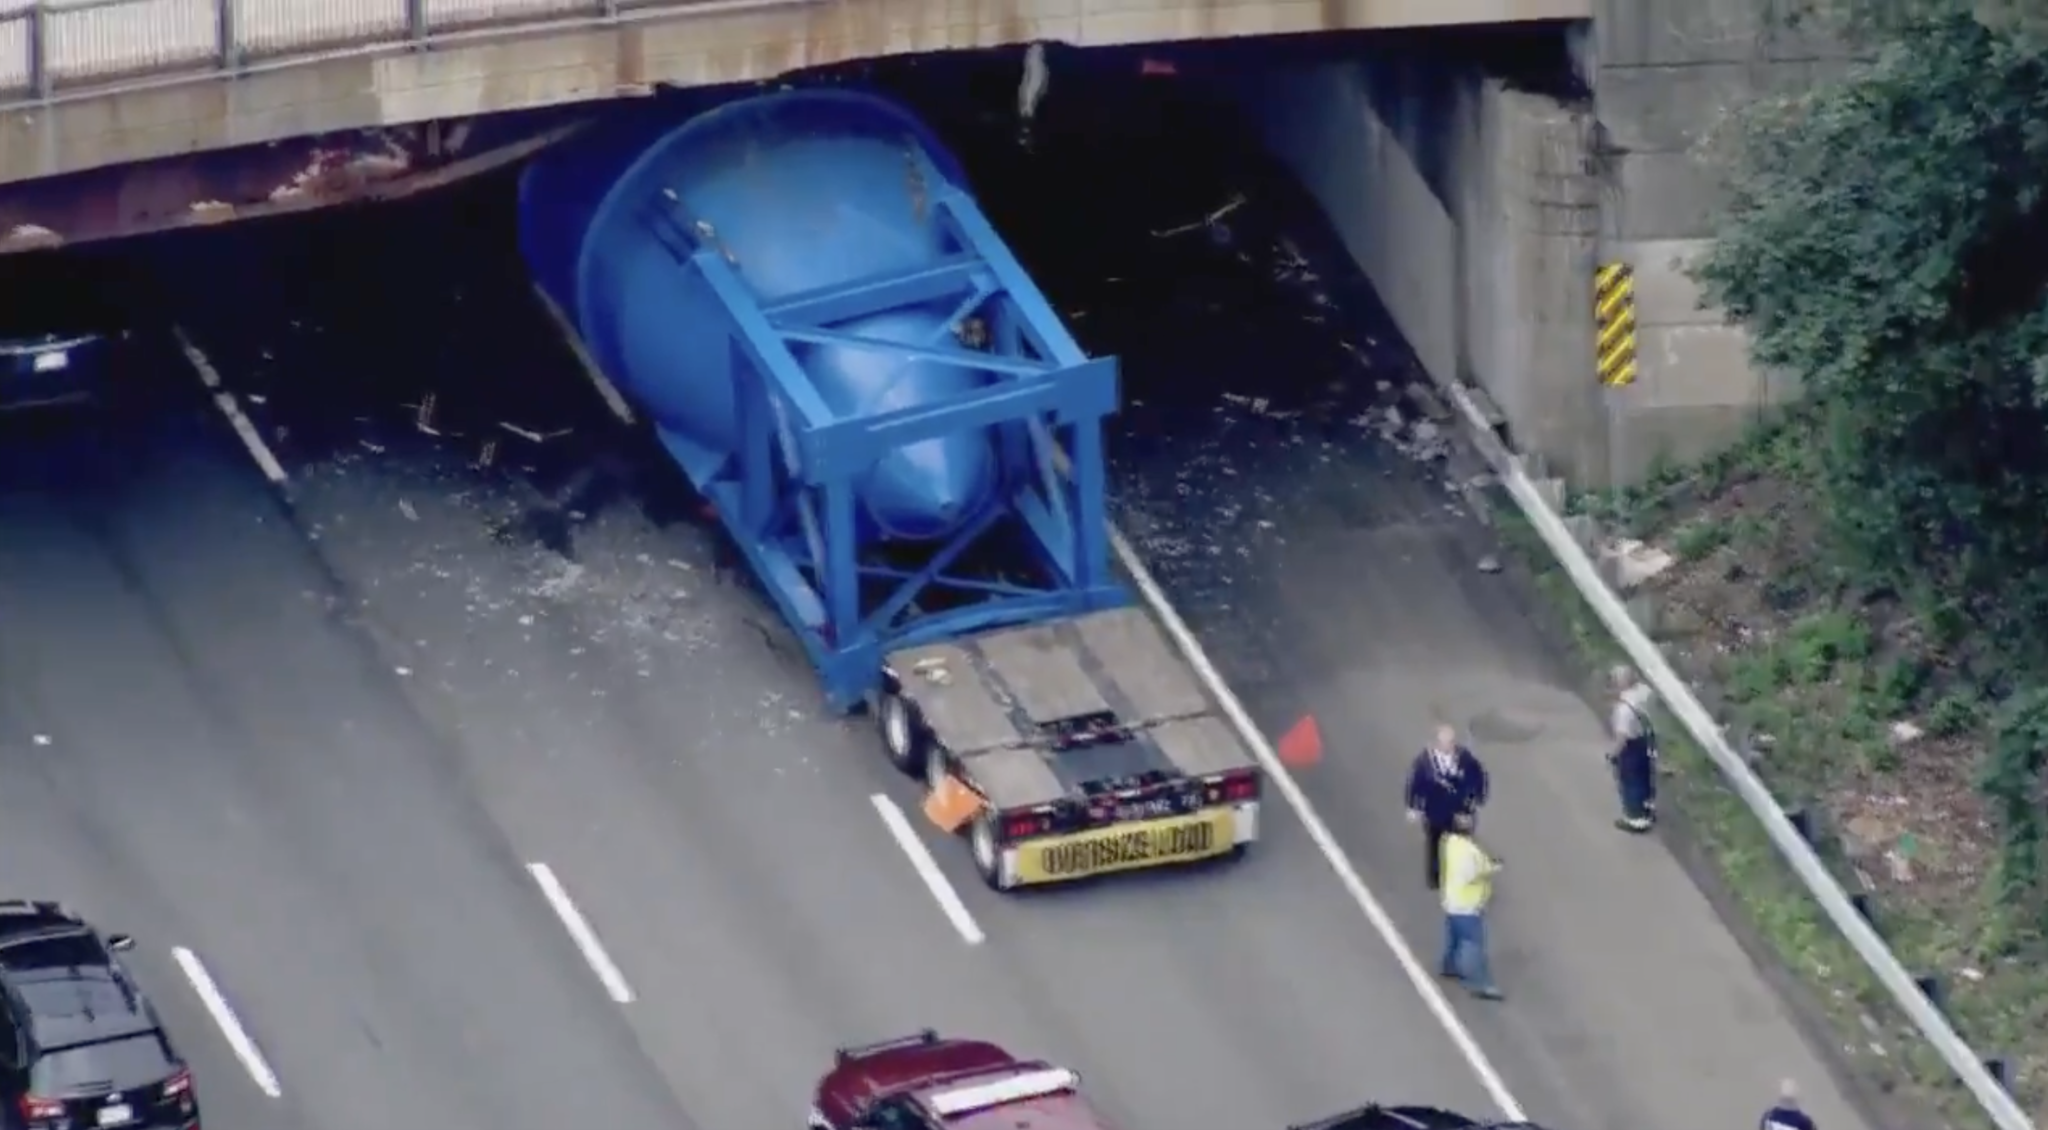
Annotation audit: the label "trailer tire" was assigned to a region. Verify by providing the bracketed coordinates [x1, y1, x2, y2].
[970, 810, 1008, 891]
[923, 740, 952, 795]
[877, 690, 925, 776]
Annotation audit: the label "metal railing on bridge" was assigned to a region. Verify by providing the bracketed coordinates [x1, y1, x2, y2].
[0, 0, 781, 107]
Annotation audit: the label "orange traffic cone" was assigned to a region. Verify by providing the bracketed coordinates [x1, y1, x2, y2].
[923, 774, 987, 833]
[1275, 715, 1323, 769]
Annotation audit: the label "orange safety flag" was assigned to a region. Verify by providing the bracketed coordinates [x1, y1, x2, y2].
[923, 774, 987, 833]
[1275, 715, 1323, 769]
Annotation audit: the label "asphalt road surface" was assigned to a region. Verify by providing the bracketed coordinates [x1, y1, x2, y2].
[0, 63, 1871, 1130]
[0, 365, 688, 1130]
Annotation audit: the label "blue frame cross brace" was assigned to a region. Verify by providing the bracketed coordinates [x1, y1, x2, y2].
[646, 154, 1129, 712]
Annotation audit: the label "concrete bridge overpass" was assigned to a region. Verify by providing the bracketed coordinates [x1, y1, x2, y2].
[0, 0, 1839, 488]
[0, 0, 1582, 200]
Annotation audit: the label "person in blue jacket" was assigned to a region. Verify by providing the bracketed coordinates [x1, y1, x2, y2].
[1760, 1080, 1815, 1130]
[1406, 724, 1490, 891]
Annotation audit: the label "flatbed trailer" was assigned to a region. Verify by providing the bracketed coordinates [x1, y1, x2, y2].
[875, 605, 1262, 891]
[519, 94, 1266, 894]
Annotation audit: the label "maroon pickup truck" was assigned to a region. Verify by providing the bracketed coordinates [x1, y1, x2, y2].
[807, 1029, 1530, 1130]
[808, 1031, 1103, 1130]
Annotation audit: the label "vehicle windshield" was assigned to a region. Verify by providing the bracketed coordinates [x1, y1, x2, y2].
[30, 1034, 173, 1094]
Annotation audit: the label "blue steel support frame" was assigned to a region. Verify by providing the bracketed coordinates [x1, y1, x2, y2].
[647, 152, 1128, 712]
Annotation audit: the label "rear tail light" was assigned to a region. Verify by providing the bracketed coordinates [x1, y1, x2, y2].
[1003, 812, 1049, 839]
[163, 1066, 193, 1097]
[20, 1094, 65, 1121]
[1206, 771, 1260, 804]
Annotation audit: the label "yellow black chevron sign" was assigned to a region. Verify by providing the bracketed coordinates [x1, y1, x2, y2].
[1595, 263, 1638, 388]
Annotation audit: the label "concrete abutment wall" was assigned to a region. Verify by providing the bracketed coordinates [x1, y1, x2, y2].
[1593, 0, 1852, 477]
[1233, 12, 1853, 488]
[1233, 42, 1612, 485]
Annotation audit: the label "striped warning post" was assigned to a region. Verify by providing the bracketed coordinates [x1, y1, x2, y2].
[1595, 262, 1638, 388]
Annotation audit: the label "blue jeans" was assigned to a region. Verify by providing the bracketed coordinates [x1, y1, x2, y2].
[1615, 744, 1657, 824]
[1440, 911, 1496, 991]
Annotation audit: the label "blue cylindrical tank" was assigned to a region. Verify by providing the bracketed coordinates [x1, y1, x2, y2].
[518, 90, 1000, 542]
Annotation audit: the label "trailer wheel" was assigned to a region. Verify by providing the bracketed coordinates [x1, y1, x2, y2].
[877, 690, 925, 776]
[969, 810, 1008, 891]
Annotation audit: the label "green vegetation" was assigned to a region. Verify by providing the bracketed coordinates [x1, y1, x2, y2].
[1504, 4, 2048, 1121]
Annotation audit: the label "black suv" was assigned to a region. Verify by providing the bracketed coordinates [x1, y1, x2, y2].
[0, 902, 197, 1129]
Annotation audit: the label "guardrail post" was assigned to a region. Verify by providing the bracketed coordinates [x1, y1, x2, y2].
[214, 0, 241, 73]
[1785, 806, 1815, 843]
[406, 0, 427, 46]
[1914, 974, 1946, 1014]
[1984, 1057, 2010, 1092]
[27, 1, 49, 101]
[1848, 892, 1874, 924]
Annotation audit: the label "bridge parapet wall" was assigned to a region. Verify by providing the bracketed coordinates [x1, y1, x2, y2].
[0, 0, 1589, 188]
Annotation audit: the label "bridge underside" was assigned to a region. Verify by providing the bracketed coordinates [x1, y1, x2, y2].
[0, 107, 588, 253]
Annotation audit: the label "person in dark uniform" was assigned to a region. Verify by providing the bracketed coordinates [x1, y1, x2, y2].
[1406, 725, 1490, 890]
[1760, 1080, 1815, 1130]
[1609, 665, 1659, 833]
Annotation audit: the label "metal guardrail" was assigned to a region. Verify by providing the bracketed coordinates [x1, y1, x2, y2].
[0, 0, 793, 107]
[1438, 379, 2035, 1130]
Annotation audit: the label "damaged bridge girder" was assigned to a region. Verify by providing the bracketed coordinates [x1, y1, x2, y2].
[0, 107, 590, 254]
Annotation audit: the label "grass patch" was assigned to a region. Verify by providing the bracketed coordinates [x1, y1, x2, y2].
[1493, 504, 2028, 1130]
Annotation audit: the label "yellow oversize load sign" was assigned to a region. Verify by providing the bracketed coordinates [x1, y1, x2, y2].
[1016, 809, 1236, 885]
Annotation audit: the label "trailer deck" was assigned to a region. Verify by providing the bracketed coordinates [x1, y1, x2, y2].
[885, 607, 1255, 807]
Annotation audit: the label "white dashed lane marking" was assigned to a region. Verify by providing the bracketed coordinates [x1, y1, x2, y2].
[527, 862, 637, 1004]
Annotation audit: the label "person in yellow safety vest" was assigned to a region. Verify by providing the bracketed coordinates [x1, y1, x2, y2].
[1438, 812, 1504, 1001]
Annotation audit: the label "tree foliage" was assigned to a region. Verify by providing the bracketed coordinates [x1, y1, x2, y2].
[1694, 7, 2048, 899]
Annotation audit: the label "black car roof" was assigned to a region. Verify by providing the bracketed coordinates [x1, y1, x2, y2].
[1290, 1106, 1500, 1130]
[0, 908, 156, 1050]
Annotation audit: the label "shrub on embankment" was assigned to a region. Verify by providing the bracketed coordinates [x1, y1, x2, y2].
[1695, 2, 2048, 915]
[1518, 4, 2048, 1123]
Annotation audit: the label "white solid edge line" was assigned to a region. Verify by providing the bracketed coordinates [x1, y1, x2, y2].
[172, 327, 288, 486]
[1106, 522, 1528, 1121]
[869, 793, 987, 946]
[168, 945, 283, 1099]
[526, 862, 638, 1004]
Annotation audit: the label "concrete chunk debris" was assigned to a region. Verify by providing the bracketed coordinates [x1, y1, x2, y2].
[1017, 42, 1050, 127]
[1601, 538, 1676, 590]
[415, 391, 438, 434]
[1151, 193, 1246, 239]
[499, 421, 571, 444]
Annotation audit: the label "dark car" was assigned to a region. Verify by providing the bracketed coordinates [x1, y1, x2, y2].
[0, 331, 119, 412]
[1290, 1104, 1546, 1130]
[0, 251, 135, 414]
[810, 1030, 1103, 1130]
[0, 901, 198, 1129]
